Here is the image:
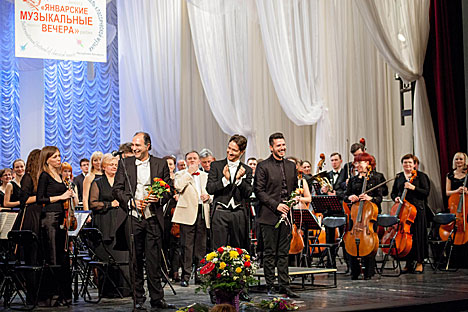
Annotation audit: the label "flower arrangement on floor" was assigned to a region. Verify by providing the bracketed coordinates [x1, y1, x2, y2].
[259, 297, 299, 311]
[196, 246, 258, 294]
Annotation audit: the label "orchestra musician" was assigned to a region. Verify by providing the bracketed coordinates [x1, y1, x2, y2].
[36, 146, 78, 305]
[3, 159, 26, 210]
[391, 154, 430, 274]
[345, 152, 382, 280]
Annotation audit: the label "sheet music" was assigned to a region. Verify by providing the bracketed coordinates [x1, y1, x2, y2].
[68, 211, 91, 237]
[0, 212, 18, 239]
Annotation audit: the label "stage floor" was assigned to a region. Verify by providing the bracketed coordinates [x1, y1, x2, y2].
[10, 268, 468, 311]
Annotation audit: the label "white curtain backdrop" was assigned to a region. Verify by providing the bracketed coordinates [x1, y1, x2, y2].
[118, 0, 181, 156]
[355, 0, 443, 210]
[186, 0, 256, 157]
[256, 0, 330, 164]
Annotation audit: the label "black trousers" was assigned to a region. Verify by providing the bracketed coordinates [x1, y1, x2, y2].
[180, 205, 207, 282]
[261, 222, 291, 288]
[211, 207, 247, 249]
[40, 211, 72, 300]
[126, 216, 164, 304]
[163, 215, 181, 277]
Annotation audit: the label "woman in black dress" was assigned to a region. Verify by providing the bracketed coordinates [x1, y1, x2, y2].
[345, 152, 382, 280]
[37, 146, 77, 305]
[445, 152, 468, 267]
[0, 168, 13, 207]
[391, 154, 430, 273]
[4, 159, 26, 210]
[89, 153, 130, 297]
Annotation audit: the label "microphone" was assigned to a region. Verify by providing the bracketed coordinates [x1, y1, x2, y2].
[112, 150, 124, 157]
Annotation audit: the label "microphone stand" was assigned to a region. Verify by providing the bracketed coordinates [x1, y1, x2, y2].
[117, 154, 141, 312]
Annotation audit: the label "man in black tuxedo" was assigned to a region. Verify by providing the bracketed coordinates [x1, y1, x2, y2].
[73, 158, 89, 202]
[254, 132, 299, 298]
[322, 153, 347, 200]
[112, 132, 175, 310]
[206, 135, 253, 250]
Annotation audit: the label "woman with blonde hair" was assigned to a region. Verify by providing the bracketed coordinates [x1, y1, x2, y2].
[446, 152, 468, 197]
[82, 151, 103, 210]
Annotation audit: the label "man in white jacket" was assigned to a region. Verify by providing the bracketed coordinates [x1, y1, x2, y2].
[172, 151, 211, 287]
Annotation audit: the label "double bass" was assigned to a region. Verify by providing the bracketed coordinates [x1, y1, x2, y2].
[381, 170, 417, 257]
[343, 167, 379, 257]
[439, 171, 468, 245]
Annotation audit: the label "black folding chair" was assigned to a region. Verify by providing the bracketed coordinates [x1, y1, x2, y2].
[80, 228, 131, 303]
[376, 214, 402, 277]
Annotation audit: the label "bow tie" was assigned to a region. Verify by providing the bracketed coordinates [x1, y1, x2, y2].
[333, 171, 339, 176]
[228, 161, 239, 168]
[135, 159, 149, 166]
[192, 172, 200, 176]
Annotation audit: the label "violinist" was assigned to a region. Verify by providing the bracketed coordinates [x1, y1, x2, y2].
[37, 146, 77, 305]
[391, 154, 430, 274]
[345, 152, 382, 280]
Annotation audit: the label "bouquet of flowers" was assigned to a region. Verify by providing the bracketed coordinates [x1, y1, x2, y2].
[259, 297, 298, 311]
[275, 188, 303, 228]
[196, 246, 257, 294]
[136, 178, 171, 216]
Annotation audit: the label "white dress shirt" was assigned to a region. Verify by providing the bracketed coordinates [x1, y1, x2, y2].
[134, 158, 153, 219]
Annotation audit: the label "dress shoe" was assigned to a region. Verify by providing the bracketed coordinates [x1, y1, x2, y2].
[239, 291, 252, 302]
[180, 280, 189, 287]
[151, 298, 176, 309]
[266, 286, 276, 296]
[135, 303, 147, 311]
[363, 275, 371, 280]
[279, 287, 300, 298]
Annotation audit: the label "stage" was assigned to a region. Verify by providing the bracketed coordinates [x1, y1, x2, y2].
[14, 267, 468, 311]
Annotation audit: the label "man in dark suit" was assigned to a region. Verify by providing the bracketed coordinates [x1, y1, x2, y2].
[73, 158, 89, 202]
[112, 132, 175, 310]
[322, 153, 347, 200]
[254, 132, 299, 298]
[206, 134, 253, 250]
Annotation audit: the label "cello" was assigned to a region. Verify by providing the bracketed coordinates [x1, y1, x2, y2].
[381, 170, 417, 257]
[439, 170, 468, 245]
[343, 167, 379, 257]
[309, 155, 328, 255]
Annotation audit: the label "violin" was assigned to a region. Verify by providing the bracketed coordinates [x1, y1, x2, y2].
[440, 170, 468, 245]
[343, 166, 379, 257]
[63, 178, 77, 231]
[381, 170, 418, 257]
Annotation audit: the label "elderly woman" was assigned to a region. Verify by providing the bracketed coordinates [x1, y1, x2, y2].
[89, 153, 129, 297]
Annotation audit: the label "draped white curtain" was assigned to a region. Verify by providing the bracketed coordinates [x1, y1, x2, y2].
[355, 0, 443, 210]
[256, 0, 329, 163]
[118, 0, 181, 156]
[186, 0, 256, 157]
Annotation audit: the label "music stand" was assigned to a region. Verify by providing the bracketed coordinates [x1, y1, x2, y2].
[292, 208, 321, 266]
[310, 196, 344, 216]
[68, 211, 91, 302]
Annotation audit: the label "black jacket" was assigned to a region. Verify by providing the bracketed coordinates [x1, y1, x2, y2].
[327, 168, 347, 201]
[206, 158, 253, 207]
[254, 155, 298, 226]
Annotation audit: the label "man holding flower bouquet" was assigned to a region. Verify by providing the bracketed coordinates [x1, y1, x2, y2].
[254, 132, 300, 298]
[113, 132, 175, 310]
[172, 151, 212, 287]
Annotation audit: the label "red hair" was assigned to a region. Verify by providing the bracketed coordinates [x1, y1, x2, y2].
[354, 152, 376, 169]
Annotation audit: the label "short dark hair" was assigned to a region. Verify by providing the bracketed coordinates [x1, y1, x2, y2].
[330, 152, 342, 159]
[229, 134, 247, 152]
[185, 150, 200, 160]
[119, 142, 132, 154]
[401, 153, 415, 163]
[350, 143, 365, 154]
[269, 132, 284, 146]
[134, 132, 152, 151]
[79, 158, 90, 165]
[163, 155, 176, 163]
[247, 157, 257, 163]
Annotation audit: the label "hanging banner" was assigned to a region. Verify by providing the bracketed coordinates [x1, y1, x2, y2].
[15, 0, 107, 62]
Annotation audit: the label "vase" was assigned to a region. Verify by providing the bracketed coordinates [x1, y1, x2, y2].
[214, 289, 241, 311]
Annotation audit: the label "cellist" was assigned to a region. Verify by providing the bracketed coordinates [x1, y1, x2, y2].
[391, 154, 430, 274]
[345, 152, 382, 280]
[446, 152, 468, 197]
